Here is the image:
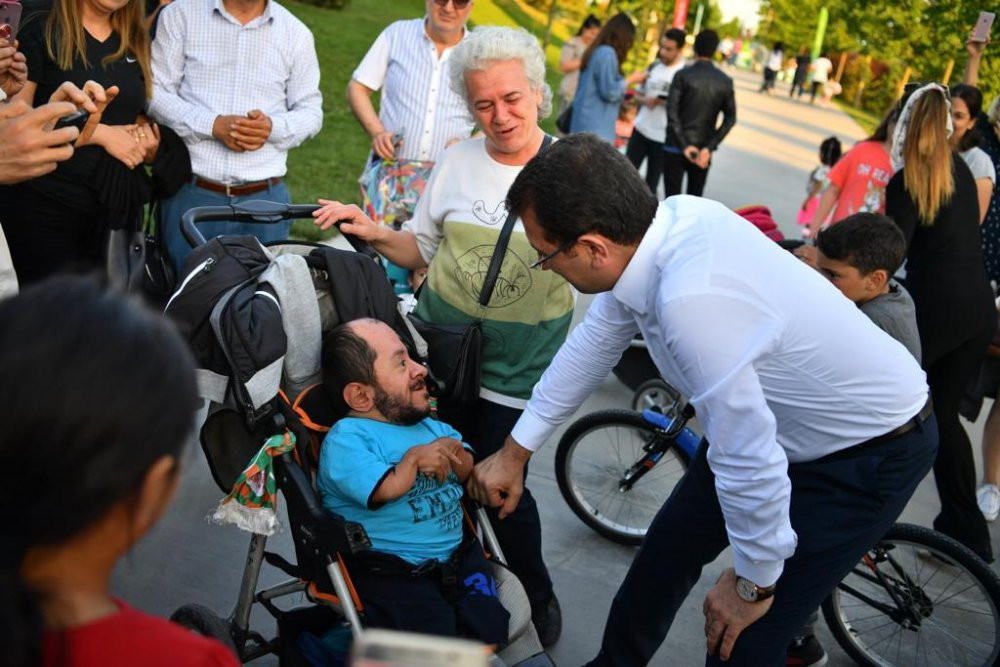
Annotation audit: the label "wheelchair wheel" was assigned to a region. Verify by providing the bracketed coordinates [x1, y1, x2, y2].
[631, 379, 683, 414]
[822, 523, 1000, 667]
[555, 409, 690, 546]
[171, 603, 238, 654]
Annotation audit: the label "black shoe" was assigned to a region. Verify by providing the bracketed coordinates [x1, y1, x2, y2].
[531, 594, 562, 648]
[786, 635, 828, 666]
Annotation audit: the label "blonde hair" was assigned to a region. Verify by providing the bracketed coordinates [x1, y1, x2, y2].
[902, 89, 953, 225]
[45, 0, 152, 99]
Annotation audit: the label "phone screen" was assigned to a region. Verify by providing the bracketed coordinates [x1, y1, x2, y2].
[0, 1, 22, 45]
[972, 11, 995, 43]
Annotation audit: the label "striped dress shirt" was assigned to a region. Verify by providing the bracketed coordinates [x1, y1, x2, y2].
[352, 18, 474, 162]
[149, 0, 323, 183]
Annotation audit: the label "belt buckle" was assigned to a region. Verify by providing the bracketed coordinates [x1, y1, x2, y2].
[225, 183, 233, 197]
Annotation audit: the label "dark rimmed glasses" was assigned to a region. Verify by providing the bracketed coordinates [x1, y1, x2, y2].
[530, 237, 578, 269]
[433, 0, 472, 7]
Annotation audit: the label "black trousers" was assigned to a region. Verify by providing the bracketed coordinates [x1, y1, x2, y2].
[0, 184, 102, 285]
[442, 398, 554, 608]
[625, 130, 664, 195]
[663, 151, 709, 197]
[585, 416, 938, 666]
[926, 328, 995, 561]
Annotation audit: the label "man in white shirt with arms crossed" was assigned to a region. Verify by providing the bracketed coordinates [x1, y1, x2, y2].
[469, 134, 938, 666]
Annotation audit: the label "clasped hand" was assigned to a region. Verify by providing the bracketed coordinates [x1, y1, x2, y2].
[406, 437, 464, 483]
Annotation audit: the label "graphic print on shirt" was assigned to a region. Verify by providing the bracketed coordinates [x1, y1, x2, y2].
[406, 473, 463, 531]
[454, 204, 533, 308]
[472, 200, 508, 225]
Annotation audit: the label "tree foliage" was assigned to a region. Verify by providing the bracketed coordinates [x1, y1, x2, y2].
[759, 0, 999, 115]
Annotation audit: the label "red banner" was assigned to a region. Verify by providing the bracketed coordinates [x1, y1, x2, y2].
[673, 0, 690, 29]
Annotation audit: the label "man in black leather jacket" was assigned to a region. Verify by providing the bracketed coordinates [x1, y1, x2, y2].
[664, 30, 736, 197]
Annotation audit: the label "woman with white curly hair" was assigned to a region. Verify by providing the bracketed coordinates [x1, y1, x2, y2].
[313, 25, 571, 646]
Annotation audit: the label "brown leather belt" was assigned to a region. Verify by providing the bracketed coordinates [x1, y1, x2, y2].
[193, 176, 281, 197]
[859, 398, 934, 449]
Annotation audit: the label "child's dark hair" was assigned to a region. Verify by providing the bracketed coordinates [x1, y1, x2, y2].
[820, 136, 842, 166]
[0, 276, 199, 665]
[816, 212, 906, 276]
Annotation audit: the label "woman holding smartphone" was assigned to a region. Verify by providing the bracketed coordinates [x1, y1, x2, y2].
[0, 0, 158, 285]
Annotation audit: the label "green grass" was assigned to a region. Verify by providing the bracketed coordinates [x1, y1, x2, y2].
[282, 0, 580, 238]
[833, 98, 879, 137]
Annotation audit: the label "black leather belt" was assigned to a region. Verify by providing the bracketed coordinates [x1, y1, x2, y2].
[865, 398, 934, 447]
[193, 176, 281, 197]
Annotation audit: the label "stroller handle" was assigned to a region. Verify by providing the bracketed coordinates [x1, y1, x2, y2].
[181, 200, 378, 259]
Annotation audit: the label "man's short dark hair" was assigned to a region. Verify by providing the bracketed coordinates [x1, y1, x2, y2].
[816, 213, 906, 276]
[506, 133, 657, 246]
[663, 28, 686, 48]
[693, 29, 719, 58]
[322, 320, 377, 403]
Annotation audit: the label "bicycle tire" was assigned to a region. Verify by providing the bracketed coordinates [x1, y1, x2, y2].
[555, 409, 691, 546]
[631, 378, 684, 414]
[822, 522, 1000, 667]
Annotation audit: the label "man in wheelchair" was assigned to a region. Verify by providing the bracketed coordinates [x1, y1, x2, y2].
[317, 318, 510, 645]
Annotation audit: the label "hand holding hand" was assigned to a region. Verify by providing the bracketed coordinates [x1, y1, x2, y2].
[231, 109, 272, 151]
[407, 440, 463, 483]
[0, 42, 27, 98]
[212, 114, 247, 152]
[95, 124, 146, 169]
[695, 148, 712, 169]
[132, 122, 160, 163]
[467, 437, 531, 519]
[372, 130, 397, 160]
[703, 568, 774, 661]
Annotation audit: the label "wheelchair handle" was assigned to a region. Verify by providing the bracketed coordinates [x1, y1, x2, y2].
[181, 200, 378, 259]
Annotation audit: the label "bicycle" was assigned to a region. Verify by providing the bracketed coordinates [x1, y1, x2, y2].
[555, 403, 1000, 666]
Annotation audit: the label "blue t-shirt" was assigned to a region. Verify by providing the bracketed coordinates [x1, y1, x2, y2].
[317, 416, 472, 565]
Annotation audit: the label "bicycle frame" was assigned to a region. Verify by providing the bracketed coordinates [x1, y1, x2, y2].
[617, 408, 701, 491]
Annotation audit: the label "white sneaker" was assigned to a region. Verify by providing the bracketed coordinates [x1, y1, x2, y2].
[977, 484, 1000, 522]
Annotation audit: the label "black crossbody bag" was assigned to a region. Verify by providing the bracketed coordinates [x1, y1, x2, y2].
[409, 135, 553, 413]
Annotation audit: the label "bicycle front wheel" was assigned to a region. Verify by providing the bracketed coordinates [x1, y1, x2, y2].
[554, 409, 690, 546]
[822, 522, 1000, 667]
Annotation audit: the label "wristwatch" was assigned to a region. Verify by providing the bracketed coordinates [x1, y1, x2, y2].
[735, 576, 776, 603]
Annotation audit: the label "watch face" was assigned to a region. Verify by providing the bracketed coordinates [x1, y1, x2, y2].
[736, 577, 758, 602]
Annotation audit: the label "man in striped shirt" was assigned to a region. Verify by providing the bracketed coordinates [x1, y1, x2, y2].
[347, 0, 476, 164]
[150, 0, 323, 273]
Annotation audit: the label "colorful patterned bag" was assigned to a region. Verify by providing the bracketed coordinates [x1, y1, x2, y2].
[359, 158, 435, 227]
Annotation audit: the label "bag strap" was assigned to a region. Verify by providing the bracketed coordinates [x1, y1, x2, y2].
[477, 133, 554, 308]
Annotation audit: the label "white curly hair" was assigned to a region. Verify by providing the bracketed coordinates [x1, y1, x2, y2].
[448, 25, 553, 119]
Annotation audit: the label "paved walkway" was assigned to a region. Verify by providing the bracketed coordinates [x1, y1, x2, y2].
[112, 67, 998, 667]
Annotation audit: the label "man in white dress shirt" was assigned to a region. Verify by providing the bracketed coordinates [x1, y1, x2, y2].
[150, 0, 323, 272]
[469, 134, 938, 666]
[347, 0, 475, 164]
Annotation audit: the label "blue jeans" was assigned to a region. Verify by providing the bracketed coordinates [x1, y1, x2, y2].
[159, 178, 291, 274]
[586, 413, 939, 667]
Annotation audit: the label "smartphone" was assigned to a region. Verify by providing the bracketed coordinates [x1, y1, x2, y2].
[971, 11, 995, 43]
[0, 0, 22, 45]
[53, 109, 90, 133]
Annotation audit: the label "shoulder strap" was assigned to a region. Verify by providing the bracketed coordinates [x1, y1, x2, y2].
[477, 134, 554, 307]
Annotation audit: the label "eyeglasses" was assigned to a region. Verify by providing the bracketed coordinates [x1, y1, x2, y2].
[433, 0, 471, 7]
[530, 237, 578, 269]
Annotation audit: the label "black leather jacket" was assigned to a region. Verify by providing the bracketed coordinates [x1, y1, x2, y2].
[666, 60, 736, 151]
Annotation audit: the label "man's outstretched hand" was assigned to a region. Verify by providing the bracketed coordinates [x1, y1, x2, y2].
[467, 436, 532, 518]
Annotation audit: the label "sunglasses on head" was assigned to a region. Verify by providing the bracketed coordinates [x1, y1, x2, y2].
[433, 0, 472, 7]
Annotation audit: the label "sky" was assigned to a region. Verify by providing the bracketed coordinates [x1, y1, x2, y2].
[716, 0, 761, 30]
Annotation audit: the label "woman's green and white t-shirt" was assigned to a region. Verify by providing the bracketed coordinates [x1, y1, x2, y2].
[403, 136, 574, 408]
